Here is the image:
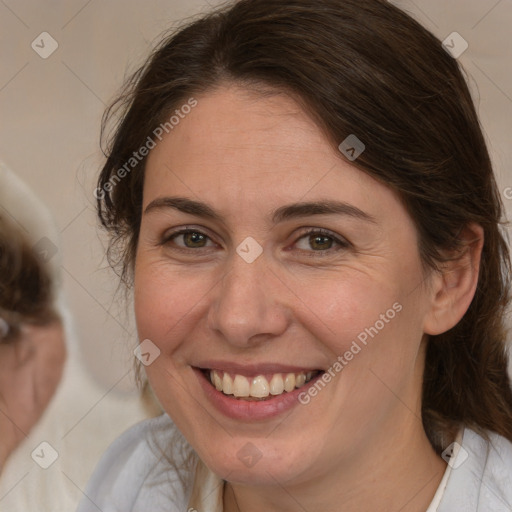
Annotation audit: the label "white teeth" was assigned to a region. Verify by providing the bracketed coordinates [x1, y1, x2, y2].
[209, 369, 317, 399]
[284, 373, 296, 392]
[250, 376, 270, 398]
[295, 373, 306, 387]
[233, 375, 250, 397]
[222, 372, 233, 394]
[212, 370, 223, 391]
[269, 374, 285, 395]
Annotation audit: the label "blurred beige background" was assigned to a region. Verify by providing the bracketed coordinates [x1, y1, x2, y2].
[0, 0, 511, 510]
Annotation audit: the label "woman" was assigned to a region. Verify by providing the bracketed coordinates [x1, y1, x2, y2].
[79, 0, 512, 510]
[0, 172, 66, 473]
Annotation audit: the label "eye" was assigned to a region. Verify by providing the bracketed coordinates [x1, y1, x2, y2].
[294, 228, 350, 255]
[162, 228, 216, 250]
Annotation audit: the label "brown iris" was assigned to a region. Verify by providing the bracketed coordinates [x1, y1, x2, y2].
[183, 232, 208, 248]
[309, 234, 333, 251]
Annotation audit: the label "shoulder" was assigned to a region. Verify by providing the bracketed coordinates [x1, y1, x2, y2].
[439, 427, 512, 511]
[76, 414, 196, 512]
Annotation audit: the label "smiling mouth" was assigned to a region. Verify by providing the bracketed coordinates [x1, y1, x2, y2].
[200, 369, 323, 401]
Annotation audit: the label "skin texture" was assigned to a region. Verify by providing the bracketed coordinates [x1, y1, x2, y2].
[134, 85, 483, 512]
[0, 321, 66, 471]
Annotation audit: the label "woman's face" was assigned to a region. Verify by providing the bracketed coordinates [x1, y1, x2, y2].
[135, 85, 437, 486]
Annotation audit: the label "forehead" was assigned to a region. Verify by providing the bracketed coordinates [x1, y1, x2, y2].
[142, 85, 405, 227]
[159, 86, 330, 171]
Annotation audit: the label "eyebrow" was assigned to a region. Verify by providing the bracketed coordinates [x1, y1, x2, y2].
[144, 196, 377, 225]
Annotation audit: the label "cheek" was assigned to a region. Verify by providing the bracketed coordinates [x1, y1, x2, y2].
[288, 269, 404, 355]
[321, 283, 426, 426]
[133, 257, 216, 352]
[292, 262, 426, 406]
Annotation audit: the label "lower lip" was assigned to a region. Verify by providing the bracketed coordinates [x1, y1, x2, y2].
[194, 368, 322, 421]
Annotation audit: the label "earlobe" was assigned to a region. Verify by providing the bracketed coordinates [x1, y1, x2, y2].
[423, 223, 484, 336]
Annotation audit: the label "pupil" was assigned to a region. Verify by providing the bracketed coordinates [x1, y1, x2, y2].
[310, 234, 332, 250]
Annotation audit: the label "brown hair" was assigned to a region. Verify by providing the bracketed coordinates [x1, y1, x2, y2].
[0, 215, 57, 340]
[97, 0, 512, 453]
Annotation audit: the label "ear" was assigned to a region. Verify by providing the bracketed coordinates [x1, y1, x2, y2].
[423, 223, 484, 336]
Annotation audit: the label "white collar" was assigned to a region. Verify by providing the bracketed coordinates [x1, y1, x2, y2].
[188, 458, 224, 512]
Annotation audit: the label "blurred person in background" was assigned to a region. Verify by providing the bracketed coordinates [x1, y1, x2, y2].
[0, 163, 66, 474]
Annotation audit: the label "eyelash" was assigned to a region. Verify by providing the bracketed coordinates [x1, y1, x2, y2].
[160, 227, 350, 257]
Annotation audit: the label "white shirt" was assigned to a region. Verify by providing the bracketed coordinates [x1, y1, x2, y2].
[76, 413, 512, 512]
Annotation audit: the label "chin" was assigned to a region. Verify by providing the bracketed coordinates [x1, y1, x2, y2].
[196, 436, 316, 486]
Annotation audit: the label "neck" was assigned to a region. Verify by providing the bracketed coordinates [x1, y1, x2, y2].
[223, 418, 448, 512]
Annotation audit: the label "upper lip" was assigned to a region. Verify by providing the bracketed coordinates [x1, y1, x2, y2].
[195, 360, 323, 377]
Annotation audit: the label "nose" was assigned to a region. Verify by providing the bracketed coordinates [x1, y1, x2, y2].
[207, 249, 289, 348]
